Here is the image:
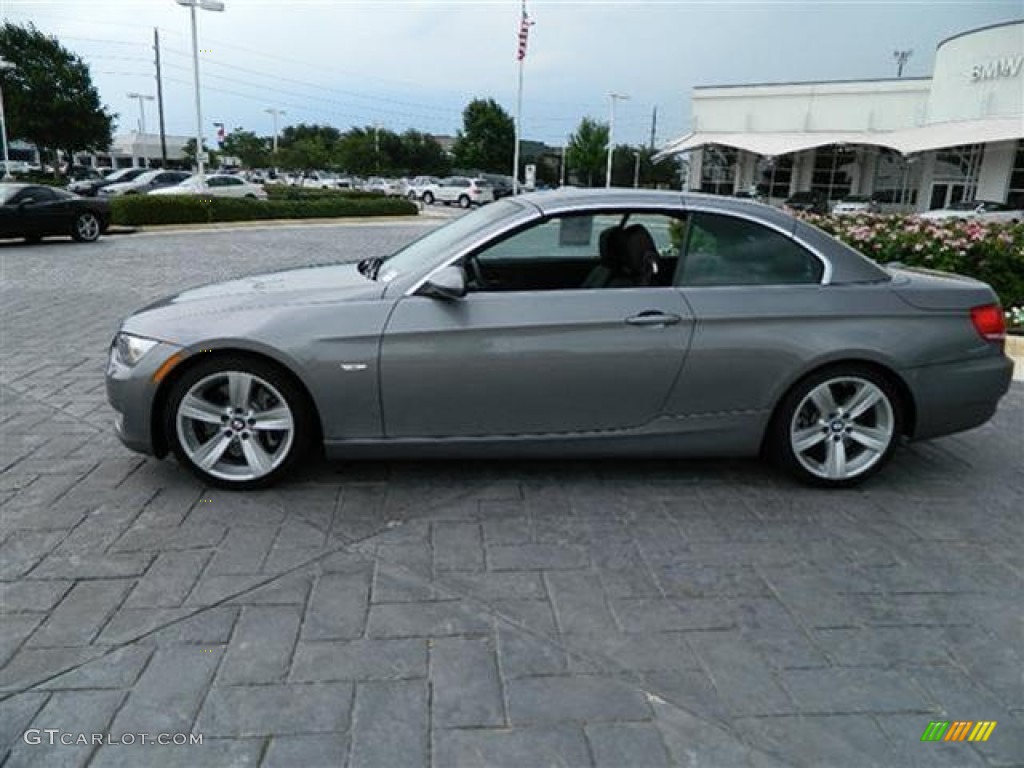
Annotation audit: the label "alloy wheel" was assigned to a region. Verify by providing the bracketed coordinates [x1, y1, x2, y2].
[175, 370, 295, 482]
[788, 376, 895, 481]
[74, 213, 101, 242]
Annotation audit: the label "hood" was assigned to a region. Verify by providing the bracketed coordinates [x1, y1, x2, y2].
[124, 262, 385, 336]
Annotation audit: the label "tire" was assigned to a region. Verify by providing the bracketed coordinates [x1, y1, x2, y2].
[422, 191, 434, 205]
[767, 365, 902, 488]
[458, 195, 471, 209]
[164, 356, 315, 489]
[71, 212, 101, 242]
[24, 235, 42, 244]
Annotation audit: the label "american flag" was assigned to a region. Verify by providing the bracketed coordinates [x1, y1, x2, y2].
[213, 123, 225, 146]
[516, 1, 534, 61]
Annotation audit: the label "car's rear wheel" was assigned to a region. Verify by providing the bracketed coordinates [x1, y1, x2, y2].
[71, 212, 101, 242]
[458, 195, 471, 209]
[164, 356, 314, 489]
[769, 366, 901, 488]
[422, 191, 434, 205]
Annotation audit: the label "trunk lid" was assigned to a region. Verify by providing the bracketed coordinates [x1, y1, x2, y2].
[886, 264, 999, 311]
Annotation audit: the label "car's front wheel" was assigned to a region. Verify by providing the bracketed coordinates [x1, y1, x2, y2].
[71, 212, 102, 242]
[164, 356, 314, 489]
[769, 366, 901, 488]
[422, 191, 434, 205]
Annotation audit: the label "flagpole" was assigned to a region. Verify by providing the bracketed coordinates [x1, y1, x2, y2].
[513, 54, 524, 194]
[512, 0, 531, 195]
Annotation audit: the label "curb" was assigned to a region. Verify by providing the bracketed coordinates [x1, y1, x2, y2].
[103, 214, 436, 237]
[1007, 334, 1024, 381]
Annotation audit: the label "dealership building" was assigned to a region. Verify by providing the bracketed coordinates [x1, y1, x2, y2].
[658, 20, 1024, 211]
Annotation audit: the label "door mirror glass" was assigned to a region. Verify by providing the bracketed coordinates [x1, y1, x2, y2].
[419, 265, 467, 300]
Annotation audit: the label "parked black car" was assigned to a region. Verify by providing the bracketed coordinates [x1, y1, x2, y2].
[67, 167, 147, 197]
[0, 184, 111, 243]
[784, 190, 828, 214]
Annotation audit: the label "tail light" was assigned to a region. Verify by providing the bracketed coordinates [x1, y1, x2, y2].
[970, 304, 1006, 341]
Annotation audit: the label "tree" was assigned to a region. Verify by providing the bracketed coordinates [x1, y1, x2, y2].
[0, 22, 114, 175]
[276, 123, 339, 171]
[220, 128, 270, 168]
[394, 130, 449, 176]
[452, 98, 514, 174]
[182, 138, 220, 170]
[566, 117, 609, 187]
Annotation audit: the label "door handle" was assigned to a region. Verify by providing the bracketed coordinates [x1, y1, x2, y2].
[625, 311, 681, 326]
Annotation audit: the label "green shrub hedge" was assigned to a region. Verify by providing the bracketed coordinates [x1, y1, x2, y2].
[110, 194, 417, 226]
[264, 186, 384, 201]
[800, 213, 1024, 318]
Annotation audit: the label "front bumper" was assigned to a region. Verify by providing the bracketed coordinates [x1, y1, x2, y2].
[905, 352, 1014, 441]
[105, 341, 183, 456]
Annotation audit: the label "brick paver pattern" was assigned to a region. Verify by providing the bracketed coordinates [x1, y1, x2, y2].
[1, 224, 1022, 767]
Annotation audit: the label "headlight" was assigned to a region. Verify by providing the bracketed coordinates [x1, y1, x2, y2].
[112, 333, 159, 367]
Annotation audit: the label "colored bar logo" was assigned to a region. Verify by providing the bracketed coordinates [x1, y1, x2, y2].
[921, 720, 997, 742]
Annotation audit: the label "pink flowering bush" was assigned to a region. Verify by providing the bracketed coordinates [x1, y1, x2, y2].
[801, 214, 1024, 328]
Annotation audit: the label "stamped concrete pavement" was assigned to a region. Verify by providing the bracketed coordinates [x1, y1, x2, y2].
[1, 224, 1022, 767]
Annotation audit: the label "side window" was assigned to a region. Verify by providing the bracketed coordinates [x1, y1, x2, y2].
[207, 177, 226, 187]
[16, 187, 56, 203]
[677, 212, 823, 286]
[469, 211, 684, 292]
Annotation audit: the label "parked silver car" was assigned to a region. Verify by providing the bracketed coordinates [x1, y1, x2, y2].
[100, 169, 192, 196]
[106, 190, 1013, 489]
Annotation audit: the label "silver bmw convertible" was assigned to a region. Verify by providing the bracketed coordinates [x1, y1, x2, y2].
[106, 189, 1013, 489]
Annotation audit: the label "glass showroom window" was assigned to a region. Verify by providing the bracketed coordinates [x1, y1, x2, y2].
[756, 155, 793, 200]
[810, 145, 856, 202]
[700, 146, 737, 195]
[931, 143, 982, 208]
[871, 148, 918, 207]
[1007, 140, 1024, 209]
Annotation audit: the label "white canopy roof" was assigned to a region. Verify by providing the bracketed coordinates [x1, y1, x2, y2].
[655, 116, 1024, 160]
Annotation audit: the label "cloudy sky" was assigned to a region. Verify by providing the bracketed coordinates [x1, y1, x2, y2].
[3, 0, 1019, 149]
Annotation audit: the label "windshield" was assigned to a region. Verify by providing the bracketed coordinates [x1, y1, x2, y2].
[376, 200, 527, 283]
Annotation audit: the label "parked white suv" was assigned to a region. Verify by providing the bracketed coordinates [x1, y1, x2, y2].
[433, 177, 494, 208]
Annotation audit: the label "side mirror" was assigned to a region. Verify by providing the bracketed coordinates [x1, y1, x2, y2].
[419, 265, 467, 300]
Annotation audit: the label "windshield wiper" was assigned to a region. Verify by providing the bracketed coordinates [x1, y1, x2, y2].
[357, 256, 384, 280]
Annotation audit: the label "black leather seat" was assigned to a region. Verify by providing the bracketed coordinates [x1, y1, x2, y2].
[616, 224, 659, 287]
[582, 226, 627, 288]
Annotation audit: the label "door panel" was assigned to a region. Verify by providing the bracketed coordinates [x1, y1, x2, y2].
[380, 288, 693, 438]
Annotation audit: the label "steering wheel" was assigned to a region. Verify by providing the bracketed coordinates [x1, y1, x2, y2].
[464, 256, 488, 290]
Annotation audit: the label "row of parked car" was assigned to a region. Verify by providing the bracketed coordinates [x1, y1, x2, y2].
[67, 168, 268, 200]
[242, 170, 517, 208]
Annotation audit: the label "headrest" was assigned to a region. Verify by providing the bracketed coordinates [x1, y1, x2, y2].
[621, 224, 659, 280]
[598, 226, 626, 267]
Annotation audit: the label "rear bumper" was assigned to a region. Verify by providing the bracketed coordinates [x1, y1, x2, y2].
[904, 352, 1014, 440]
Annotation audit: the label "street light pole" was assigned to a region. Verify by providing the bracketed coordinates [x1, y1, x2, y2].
[126, 92, 154, 168]
[177, 0, 225, 187]
[265, 107, 285, 154]
[633, 151, 641, 188]
[605, 92, 629, 188]
[0, 58, 15, 181]
[893, 49, 913, 78]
